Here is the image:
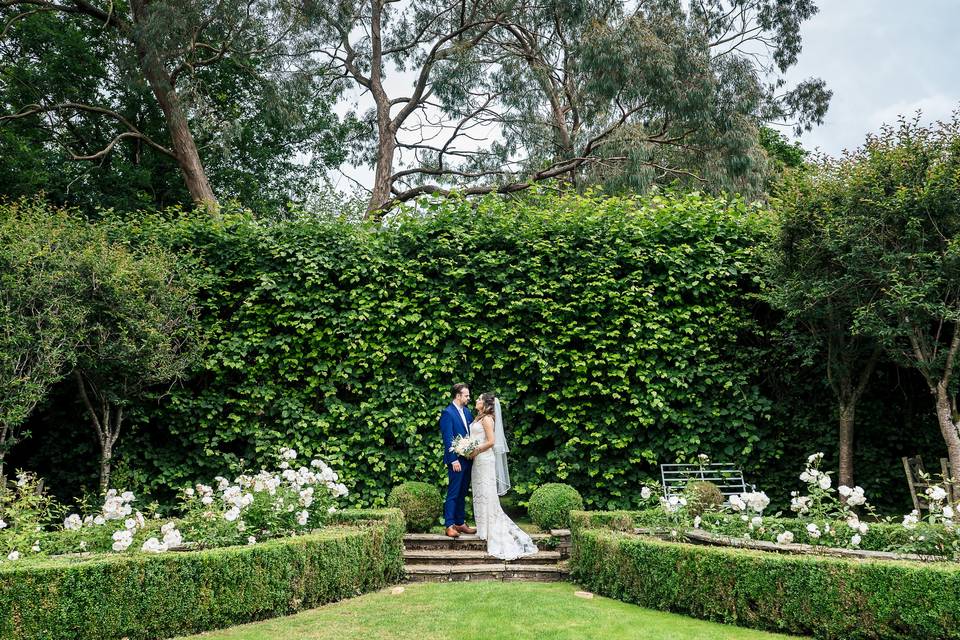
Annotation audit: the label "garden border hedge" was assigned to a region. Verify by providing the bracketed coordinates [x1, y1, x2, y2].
[0, 508, 404, 640]
[569, 511, 960, 639]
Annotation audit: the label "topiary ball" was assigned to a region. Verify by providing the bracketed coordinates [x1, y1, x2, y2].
[683, 480, 725, 515]
[387, 481, 443, 532]
[528, 483, 584, 530]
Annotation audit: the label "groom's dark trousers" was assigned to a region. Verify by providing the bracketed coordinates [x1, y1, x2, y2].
[440, 402, 474, 527]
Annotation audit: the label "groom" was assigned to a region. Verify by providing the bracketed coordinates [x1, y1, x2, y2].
[439, 383, 478, 538]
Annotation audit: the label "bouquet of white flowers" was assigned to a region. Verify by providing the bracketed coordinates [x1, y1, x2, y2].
[449, 435, 479, 458]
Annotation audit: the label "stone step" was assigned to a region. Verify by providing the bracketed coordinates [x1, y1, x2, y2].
[404, 563, 569, 583]
[403, 549, 562, 566]
[403, 531, 571, 555]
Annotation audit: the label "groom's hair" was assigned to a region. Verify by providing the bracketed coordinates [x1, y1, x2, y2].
[451, 383, 468, 398]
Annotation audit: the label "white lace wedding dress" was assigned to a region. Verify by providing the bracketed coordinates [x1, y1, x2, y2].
[469, 419, 538, 560]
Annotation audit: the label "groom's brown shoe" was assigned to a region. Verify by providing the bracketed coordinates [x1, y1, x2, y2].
[445, 526, 461, 538]
[454, 524, 477, 534]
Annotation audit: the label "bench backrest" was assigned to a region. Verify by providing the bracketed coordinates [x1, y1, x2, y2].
[660, 463, 751, 499]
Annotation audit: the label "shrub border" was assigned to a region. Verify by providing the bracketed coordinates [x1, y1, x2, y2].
[569, 510, 960, 639]
[0, 508, 404, 640]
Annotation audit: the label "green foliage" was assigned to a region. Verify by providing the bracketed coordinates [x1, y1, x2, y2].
[683, 481, 724, 516]
[772, 114, 960, 478]
[0, 197, 204, 487]
[0, 472, 64, 558]
[64, 206, 204, 490]
[528, 483, 585, 530]
[0, 200, 87, 471]
[387, 482, 442, 533]
[0, 509, 404, 640]
[94, 190, 775, 510]
[572, 527, 960, 639]
[758, 127, 807, 172]
[0, 2, 354, 215]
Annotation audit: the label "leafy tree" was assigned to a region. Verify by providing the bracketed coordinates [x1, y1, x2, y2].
[0, 0, 351, 214]
[308, 0, 830, 215]
[68, 228, 204, 491]
[766, 168, 881, 488]
[0, 199, 86, 478]
[795, 114, 960, 484]
[760, 126, 807, 172]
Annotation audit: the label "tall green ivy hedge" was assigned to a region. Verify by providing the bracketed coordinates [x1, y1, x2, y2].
[99, 190, 776, 509]
[7, 190, 950, 512]
[0, 508, 404, 640]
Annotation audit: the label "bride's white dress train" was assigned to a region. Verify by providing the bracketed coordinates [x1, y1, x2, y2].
[469, 419, 538, 560]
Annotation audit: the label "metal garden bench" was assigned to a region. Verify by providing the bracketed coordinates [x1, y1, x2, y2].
[659, 463, 756, 503]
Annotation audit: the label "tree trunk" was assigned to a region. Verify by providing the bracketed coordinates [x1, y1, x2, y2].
[366, 0, 394, 217]
[129, 0, 218, 213]
[99, 442, 113, 494]
[935, 382, 960, 484]
[74, 370, 123, 493]
[368, 127, 396, 216]
[0, 423, 7, 482]
[838, 403, 855, 488]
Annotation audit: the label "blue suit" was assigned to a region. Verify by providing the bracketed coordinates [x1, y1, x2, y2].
[440, 402, 474, 527]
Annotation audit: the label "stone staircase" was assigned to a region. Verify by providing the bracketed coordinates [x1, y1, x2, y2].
[403, 529, 571, 582]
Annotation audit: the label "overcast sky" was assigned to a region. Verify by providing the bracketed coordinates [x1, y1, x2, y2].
[783, 0, 960, 156]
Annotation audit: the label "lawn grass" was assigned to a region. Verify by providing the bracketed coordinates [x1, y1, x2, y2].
[176, 581, 802, 640]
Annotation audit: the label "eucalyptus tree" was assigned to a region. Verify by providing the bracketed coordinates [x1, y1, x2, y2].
[481, 0, 829, 197]
[309, 0, 830, 216]
[0, 0, 348, 213]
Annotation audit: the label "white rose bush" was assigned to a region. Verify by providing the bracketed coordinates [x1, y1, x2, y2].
[175, 448, 348, 548]
[0, 449, 349, 562]
[627, 453, 960, 560]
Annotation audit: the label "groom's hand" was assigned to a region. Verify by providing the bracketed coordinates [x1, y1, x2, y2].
[451, 460, 462, 473]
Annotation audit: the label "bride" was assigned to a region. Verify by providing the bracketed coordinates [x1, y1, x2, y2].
[467, 392, 538, 561]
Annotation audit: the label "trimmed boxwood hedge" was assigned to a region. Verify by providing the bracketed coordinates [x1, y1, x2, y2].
[0, 508, 404, 640]
[388, 481, 443, 532]
[528, 483, 584, 530]
[570, 511, 960, 639]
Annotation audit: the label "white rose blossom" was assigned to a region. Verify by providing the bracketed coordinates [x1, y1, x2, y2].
[63, 514, 82, 531]
[6, 551, 19, 561]
[776, 531, 794, 545]
[142, 537, 167, 553]
[640, 486, 652, 500]
[111, 529, 133, 552]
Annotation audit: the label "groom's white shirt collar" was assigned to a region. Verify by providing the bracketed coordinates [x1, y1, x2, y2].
[453, 403, 468, 430]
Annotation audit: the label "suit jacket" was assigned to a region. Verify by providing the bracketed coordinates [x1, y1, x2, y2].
[440, 402, 474, 465]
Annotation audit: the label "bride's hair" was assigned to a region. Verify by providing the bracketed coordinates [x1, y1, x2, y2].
[478, 392, 497, 419]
